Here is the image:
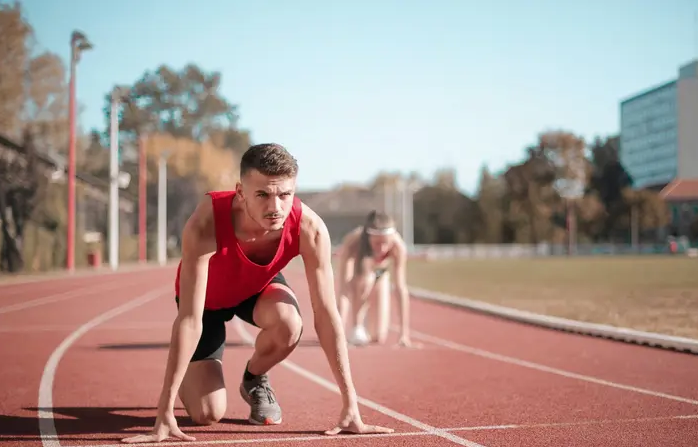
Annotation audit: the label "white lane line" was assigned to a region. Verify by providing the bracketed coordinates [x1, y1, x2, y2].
[234, 320, 486, 447]
[58, 414, 698, 447]
[0, 322, 172, 333]
[63, 431, 432, 447]
[0, 262, 175, 287]
[38, 286, 171, 447]
[406, 328, 698, 406]
[442, 413, 698, 431]
[0, 280, 137, 314]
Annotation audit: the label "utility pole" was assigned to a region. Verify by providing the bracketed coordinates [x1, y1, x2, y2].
[66, 31, 92, 271]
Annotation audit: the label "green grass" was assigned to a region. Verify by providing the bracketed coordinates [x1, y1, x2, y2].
[406, 256, 698, 340]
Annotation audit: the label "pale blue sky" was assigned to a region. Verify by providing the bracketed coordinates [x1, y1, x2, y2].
[17, 0, 697, 194]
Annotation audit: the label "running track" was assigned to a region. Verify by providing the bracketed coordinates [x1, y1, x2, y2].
[1, 264, 697, 447]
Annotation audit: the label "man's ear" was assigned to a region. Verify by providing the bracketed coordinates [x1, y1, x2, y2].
[235, 181, 244, 200]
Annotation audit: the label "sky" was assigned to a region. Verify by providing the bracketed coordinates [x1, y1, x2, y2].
[16, 0, 698, 195]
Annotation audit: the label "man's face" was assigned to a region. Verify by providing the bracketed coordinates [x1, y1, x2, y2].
[237, 169, 296, 232]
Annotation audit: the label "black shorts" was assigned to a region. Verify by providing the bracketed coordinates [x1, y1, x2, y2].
[174, 272, 300, 362]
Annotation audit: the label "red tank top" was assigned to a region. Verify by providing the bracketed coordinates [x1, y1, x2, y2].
[174, 190, 303, 310]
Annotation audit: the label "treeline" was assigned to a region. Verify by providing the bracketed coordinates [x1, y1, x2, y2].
[0, 2, 250, 272]
[90, 63, 252, 253]
[403, 131, 670, 246]
[0, 3, 73, 272]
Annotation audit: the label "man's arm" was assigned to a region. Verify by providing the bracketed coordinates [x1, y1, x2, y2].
[391, 238, 410, 342]
[122, 196, 217, 444]
[298, 206, 358, 409]
[158, 197, 216, 412]
[298, 205, 394, 436]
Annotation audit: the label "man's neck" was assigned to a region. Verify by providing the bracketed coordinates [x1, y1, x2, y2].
[232, 195, 273, 240]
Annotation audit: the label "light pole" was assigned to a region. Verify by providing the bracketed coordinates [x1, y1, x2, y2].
[66, 30, 92, 272]
[157, 150, 171, 266]
[383, 181, 394, 217]
[108, 86, 130, 270]
[138, 133, 147, 263]
[397, 177, 419, 253]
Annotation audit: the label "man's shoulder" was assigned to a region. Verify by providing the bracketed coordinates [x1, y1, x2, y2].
[298, 202, 326, 234]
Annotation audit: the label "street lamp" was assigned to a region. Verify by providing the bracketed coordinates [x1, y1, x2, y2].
[108, 86, 130, 270]
[157, 150, 171, 266]
[395, 177, 421, 253]
[66, 30, 93, 272]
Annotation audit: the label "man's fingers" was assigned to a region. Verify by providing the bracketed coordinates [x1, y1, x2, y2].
[172, 428, 196, 442]
[362, 424, 394, 434]
[325, 424, 395, 436]
[120, 434, 160, 444]
[324, 426, 344, 436]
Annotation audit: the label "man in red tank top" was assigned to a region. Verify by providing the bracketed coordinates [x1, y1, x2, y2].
[123, 144, 393, 444]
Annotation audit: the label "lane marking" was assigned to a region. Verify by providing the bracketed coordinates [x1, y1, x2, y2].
[63, 431, 433, 447]
[0, 280, 144, 315]
[0, 262, 175, 287]
[38, 286, 171, 447]
[234, 320, 486, 447]
[443, 413, 698, 431]
[405, 328, 698, 406]
[0, 322, 172, 333]
[60, 414, 698, 447]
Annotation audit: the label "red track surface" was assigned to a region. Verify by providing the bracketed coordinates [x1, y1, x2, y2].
[1, 265, 697, 447]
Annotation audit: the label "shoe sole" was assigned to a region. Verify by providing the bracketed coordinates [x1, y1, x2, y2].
[239, 383, 283, 425]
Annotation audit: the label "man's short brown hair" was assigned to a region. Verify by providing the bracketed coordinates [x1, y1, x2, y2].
[240, 143, 298, 178]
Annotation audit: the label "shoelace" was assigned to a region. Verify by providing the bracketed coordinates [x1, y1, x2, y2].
[250, 382, 277, 404]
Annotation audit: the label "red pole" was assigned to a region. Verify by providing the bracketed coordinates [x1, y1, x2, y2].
[67, 52, 77, 271]
[139, 134, 147, 262]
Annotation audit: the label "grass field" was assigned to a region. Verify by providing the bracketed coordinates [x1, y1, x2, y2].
[406, 256, 698, 340]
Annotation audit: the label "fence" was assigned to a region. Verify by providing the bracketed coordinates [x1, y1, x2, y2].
[408, 241, 694, 259]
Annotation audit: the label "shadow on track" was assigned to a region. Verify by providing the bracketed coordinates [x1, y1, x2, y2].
[97, 339, 321, 350]
[0, 407, 323, 442]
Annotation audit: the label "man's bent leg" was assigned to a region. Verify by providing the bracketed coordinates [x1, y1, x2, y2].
[247, 284, 303, 374]
[179, 359, 227, 425]
[235, 278, 302, 425]
[174, 299, 229, 426]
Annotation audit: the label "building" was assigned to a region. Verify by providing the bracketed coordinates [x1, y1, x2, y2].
[658, 179, 698, 238]
[296, 181, 419, 247]
[296, 187, 388, 245]
[619, 59, 698, 190]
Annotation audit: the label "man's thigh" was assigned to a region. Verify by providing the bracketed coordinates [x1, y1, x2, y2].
[175, 296, 232, 362]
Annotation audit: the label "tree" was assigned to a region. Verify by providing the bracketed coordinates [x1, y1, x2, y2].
[474, 165, 504, 243]
[412, 171, 479, 244]
[0, 2, 32, 140]
[0, 3, 69, 272]
[0, 129, 40, 272]
[501, 147, 562, 244]
[103, 64, 250, 164]
[622, 188, 669, 245]
[586, 135, 642, 241]
[537, 130, 591, 252]
[23, 52, 69, 153]
[140, 133, 241, 254]
[432, 167, 458, 190]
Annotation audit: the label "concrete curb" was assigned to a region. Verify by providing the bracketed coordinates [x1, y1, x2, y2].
[409, 286, 698, 355]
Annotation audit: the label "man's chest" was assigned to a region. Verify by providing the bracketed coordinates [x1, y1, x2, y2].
[236, 233, 283, 265]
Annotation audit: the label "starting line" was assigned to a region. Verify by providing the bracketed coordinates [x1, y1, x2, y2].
[60, 414, 698, 447]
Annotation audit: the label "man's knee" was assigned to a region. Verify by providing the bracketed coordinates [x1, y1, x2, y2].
[188, 399, 226, 426]
[273, 304, 303, 348]
[255, 286, 303, 348]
